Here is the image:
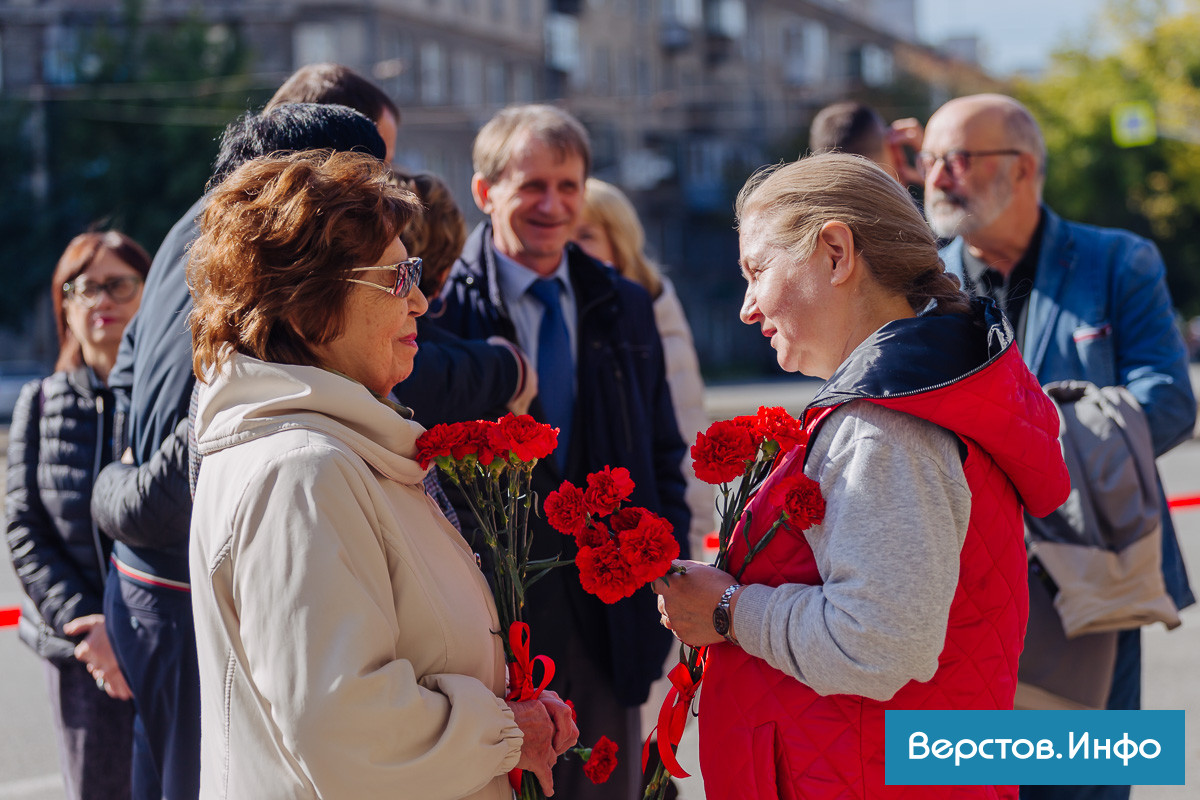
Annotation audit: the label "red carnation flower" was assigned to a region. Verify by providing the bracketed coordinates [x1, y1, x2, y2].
[493, 413, 558, 463]
[460, 420, 501, 466]
[769, 473, 826, 531]
[755, 406, 807, 453]
[581, 735, 619, 784]
[577, 540, 640, 604]
[583, 466, 635, 516]
[616, 512, 679, 583]
[415, 422, 470, 469]
[609, 506, 649, 532]
[576, 521, 612, 550]
[730, 414, 765, 444]
[691, 420, 758, 485]
[545, 481, 588, 537]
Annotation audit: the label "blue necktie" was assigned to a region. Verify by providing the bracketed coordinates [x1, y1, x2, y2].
[528, 278, 574, 467]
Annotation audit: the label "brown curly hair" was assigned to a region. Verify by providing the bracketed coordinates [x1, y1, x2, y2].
[391, 170, 467, 298]
[188, 149, 421, 379]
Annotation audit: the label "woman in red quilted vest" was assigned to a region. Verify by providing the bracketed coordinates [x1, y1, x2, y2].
[654, 153, 1070, 799]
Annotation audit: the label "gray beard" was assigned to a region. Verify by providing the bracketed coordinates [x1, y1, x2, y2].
[926, 177, 1015, 239]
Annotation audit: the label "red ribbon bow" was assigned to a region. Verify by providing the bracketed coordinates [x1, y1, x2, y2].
[505, 622, 556, 792]
[642, 647, 708, 779]
[505, 622, 555, 701]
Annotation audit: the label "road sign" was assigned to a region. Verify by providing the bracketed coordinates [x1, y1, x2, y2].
[1112, 102, 1157, 148]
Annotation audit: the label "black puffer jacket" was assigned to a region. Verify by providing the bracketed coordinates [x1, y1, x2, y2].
[5, 368, 115, 660]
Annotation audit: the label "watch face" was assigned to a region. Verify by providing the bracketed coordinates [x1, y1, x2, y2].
[713, 605, 732, 636]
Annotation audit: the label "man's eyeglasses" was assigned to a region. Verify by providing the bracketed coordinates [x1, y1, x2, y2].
[63, 275, 143, 307]
[917, 149, 1025, 179]
[343, 257, 423, 298]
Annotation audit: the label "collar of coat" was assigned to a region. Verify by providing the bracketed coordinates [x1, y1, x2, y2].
[450, 221, 623, 324]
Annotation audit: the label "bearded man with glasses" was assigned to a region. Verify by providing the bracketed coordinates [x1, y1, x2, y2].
[926, 93, 1195, 800]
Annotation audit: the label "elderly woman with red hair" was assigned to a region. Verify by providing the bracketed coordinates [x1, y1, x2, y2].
[186, 149, 577, 799]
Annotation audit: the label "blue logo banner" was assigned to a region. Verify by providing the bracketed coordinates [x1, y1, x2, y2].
[885, 710, 1185, 786]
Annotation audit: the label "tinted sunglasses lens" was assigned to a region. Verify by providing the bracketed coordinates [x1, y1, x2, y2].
[395, 259, 422, 296]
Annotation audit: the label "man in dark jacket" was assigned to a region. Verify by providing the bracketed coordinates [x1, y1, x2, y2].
[428, 104, 690, 800]
[95, 99, 390, 800]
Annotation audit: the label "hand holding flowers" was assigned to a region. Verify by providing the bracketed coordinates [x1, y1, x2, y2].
[640, 407, 825, 800]
[652, 564, 740, 648]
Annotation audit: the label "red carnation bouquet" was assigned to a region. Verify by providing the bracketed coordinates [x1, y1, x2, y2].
[417, 414, 630, 799]
[416, 413, 570, 800]
[641, 406, 825, 800]
[544, 466, 681, 605]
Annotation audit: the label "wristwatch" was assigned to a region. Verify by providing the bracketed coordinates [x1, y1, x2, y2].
[712, 583, 742, 645]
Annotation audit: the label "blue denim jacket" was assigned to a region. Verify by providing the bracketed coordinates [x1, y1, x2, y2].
[941, 206, 1196, 609]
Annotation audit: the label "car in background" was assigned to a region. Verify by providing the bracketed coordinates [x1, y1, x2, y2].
[0, 361, 50, 422]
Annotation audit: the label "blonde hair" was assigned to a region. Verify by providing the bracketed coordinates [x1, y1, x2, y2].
[580, 178, 663, 298]
[472, 104, 591, 184]
[735, 153, 969, 315]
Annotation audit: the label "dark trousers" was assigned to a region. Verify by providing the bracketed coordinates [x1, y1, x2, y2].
[43, 656, 135, 800]
[550, 626, 643, 800]
[1019, 628, 1140, 800]
[104, 569, 201, 800]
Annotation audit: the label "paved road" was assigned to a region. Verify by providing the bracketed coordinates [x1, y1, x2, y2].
[2, 377, 1199, 798]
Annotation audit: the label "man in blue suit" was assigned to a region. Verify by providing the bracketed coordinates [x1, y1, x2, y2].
[924, 93, 1195, 800]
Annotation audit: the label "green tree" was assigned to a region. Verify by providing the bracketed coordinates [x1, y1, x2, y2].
[1017, 0, 1200, 316]
[0, 0, 271, 334]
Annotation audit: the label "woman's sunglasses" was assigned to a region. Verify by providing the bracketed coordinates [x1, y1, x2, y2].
[343, 257, 423, 297]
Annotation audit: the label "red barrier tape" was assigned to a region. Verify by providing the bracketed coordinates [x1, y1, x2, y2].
[4, 494, 1200, 632]
[1168, 494, 1200, 510]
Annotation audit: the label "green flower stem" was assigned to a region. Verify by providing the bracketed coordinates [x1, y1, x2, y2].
[641, 446, 784, 800]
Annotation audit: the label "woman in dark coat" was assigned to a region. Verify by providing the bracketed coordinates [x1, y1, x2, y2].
[5, 231, 150, 799]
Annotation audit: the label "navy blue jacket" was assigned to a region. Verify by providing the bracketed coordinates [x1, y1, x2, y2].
[393, 320, 523, 428]
[100, 196, 202, 582]
[430, 222, 690, 706]
[5, 368, 115, 660]
[941, 206, 1195, 610]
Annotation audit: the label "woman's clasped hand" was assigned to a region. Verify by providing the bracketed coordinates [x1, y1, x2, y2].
[506, 690, 579, 795]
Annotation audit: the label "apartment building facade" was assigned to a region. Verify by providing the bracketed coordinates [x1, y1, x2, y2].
[0, 0, 1000, 373]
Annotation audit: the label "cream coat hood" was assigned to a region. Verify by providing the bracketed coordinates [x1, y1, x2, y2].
[190, 354, 520, 800]
[196, 353, 429, 487]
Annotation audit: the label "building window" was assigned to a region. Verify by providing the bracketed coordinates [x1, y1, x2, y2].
[486, 59, 507, 106]
[518, 0, 535, 26]
[491, 0, 507, 23]
[783, 20, 827, 85]
[43, 25, 79, 85]
[593, 46, 610, 94]
[705, 0, 746, 39]
[544, 13, 580, 75]
[421, 41, 447, 105]
[635, 56, 651, 97]
[614, 53, 633, 98]
[454, 51, 484, 107]
[513, 64, 535, 103]
[661, 0, 701, 26]
[294, 22, 338, 67]
[860, 44, 894, 86]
